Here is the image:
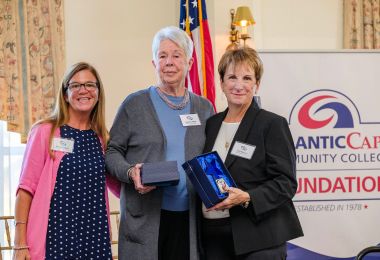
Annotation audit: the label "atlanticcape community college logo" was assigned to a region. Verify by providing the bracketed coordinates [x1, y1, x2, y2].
[289, 89, 380, 200]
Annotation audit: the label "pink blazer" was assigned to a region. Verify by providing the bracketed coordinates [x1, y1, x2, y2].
[17, 123, 120, 260]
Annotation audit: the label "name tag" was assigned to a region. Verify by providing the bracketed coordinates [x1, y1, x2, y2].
[51, 138, 74, 153]
[179, 114, 201, 126]
[231, 141, 256, 160]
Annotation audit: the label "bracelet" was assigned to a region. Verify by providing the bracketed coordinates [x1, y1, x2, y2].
[241, 199, 250, 209]
[127, 166, 135, 182]
[241, 201, 250, 208]
[13, 245, 29, 250]
[14, 221, 27, 226]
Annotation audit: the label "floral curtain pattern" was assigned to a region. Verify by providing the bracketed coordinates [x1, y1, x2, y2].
[344, 0, 380, 49]
[0, 0, 65, 141]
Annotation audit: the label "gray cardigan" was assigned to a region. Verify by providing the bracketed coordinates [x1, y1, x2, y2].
[105, 87, 214, 260]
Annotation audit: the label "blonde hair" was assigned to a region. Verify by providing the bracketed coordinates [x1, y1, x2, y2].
[36, 62, 108, 158]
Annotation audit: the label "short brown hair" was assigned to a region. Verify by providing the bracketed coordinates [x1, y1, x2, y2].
[218, 47, 263, 83]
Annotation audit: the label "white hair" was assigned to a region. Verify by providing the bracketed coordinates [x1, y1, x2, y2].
[152, 26, 194, 63]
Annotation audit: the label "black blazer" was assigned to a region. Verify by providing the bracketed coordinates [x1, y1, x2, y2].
[202, 101, 303, 255]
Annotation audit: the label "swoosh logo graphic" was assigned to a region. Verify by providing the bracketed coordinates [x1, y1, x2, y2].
[298, 95, 334, 129]
[298, 95, 354, 129]
[287, 243, 356, 260]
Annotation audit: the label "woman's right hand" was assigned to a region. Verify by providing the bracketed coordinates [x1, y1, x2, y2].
[128, 163, 156, 195]
[13, 248, 31, 260]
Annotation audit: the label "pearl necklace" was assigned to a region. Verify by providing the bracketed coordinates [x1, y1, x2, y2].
[156, 87, 190, 110]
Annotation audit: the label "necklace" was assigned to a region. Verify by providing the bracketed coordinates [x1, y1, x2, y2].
[223, 122, 240, 151]
[156, 87, 190, 110]
[225, 140, 232, 150]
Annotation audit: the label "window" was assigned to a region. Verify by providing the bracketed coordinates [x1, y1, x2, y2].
[0, 120, 25, 255]
[0, 120, 25, 216]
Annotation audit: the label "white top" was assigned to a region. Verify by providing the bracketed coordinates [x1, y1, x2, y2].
[202, 121, 240, 219]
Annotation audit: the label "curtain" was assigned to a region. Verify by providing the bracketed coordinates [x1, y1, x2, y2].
[344, 0, 380, 49]
[0, 0, 65, 141]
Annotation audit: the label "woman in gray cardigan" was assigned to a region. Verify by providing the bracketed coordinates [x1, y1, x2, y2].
[105, 26, 214, 260]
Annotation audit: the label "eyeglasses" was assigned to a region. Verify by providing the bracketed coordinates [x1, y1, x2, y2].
[67, 82, 98, 92]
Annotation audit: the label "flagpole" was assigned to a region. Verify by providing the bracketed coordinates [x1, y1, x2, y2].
[185, 0, 190, 34]
[198, 0, 208, 98]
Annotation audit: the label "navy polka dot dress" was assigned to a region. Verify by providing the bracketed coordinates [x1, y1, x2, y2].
[45, 125, 112, 259]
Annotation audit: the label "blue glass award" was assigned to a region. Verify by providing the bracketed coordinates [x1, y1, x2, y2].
[182, 151, 237, 208]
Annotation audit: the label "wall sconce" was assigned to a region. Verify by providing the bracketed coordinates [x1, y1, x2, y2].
[227, 6, 255, 49]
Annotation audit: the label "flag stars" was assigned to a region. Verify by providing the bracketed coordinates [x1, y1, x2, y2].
[191, 0, 197, 8]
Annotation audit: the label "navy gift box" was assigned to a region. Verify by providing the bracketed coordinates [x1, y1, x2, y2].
[182, 151, 237, 208]
[141, 161, 179, 186]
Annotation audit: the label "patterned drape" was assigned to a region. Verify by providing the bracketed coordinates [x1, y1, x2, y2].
[0, 0, 65, 141]
[344, 0, 380, 49]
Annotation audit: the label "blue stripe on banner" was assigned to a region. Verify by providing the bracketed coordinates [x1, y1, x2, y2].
[287, 243, 380, 260]
[287, 243, 352, 260]
[18, 0, 29, 132]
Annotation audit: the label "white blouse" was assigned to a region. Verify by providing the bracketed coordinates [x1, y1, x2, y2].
[202, 121, 240, 219]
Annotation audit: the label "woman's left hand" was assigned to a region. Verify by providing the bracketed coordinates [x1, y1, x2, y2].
[129, 163, 156, 195]
[207, 186, 250, 211]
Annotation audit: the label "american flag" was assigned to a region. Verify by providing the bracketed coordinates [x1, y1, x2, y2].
[179, 0, 216, 109]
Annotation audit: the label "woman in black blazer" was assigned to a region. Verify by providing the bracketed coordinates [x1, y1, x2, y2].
[200, 48, 303, 260]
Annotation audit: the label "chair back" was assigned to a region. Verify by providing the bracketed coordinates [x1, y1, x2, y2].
[0, 216, 14, 260]
[110, 211, 120, 260]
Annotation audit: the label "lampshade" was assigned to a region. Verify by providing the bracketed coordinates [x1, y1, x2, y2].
[232, 6, 255, 27]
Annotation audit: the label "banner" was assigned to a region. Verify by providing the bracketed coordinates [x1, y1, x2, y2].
[259, 51, 380, 259]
